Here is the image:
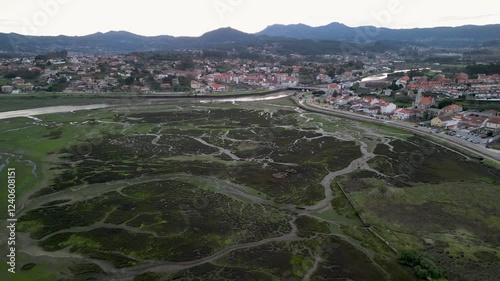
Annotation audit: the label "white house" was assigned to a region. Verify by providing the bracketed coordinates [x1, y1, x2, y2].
[191, 80, 202, 90]
[209, 83, 227, 92]
[362, 97, 379, 106]
[392, 108, 412, 120]
[486, 117, 500, 130]
[316, 74, 332, 83]
[331, 97, 350, 106]
[1, 85, 13, 93]
[395, 76, 410, 88]
[327, 83, 342, 94]
[380, 101, 397, 115]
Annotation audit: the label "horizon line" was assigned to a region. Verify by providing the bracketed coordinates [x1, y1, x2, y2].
[2, 22, 499, 38]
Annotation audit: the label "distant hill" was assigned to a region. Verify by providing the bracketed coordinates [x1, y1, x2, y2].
[258, 22, 500, 47]
[1, 23, 499, 55]
[258, 22, 355, 40]
[0, 31, 176, 54]
[198, 27, 257, 43]
[0, 28, 265, 55]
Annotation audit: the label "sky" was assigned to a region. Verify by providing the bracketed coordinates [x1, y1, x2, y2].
[1, 0, 499, 37]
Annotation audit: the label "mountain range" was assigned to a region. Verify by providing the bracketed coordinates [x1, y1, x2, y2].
[1, 22, 499, 55]
[257, 22, 500, 44]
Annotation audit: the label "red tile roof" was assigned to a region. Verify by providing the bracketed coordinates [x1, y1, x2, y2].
[442, 104, 462, 111]
[420, 97, 434, 104]
[438, 115, 454, 122]
[488, 116, 500, 125]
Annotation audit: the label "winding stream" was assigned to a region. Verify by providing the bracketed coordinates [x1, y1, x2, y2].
[8, 102, 407, 280]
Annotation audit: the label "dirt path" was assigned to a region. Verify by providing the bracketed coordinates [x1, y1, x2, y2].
[106, 219, 301, 280]
[304, 139, 377, 213]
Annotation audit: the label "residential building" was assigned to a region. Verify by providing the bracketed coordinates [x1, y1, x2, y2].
[190, 80, 202, 90]
[431, 115, 459, 128]
[1, 85, 13, 93]
[476, 110, 498, 118]
[392, 108, 412, 120]
[380, 101, 397, 114]
[440, 104, 463, 115]
[12, 77, 25, 85]
[460, 115, 488, 128]
[316, 74, 332, 82]
[327, 83, 341, 94]
[209, 83, 227, 92]
[485, 117, 500, 130]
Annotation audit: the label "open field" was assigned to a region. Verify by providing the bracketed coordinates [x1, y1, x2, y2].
[0, 97, 498, 280]
[340, 137, 500, 281]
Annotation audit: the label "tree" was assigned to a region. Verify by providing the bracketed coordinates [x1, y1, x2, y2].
[413, 265, 429, 279]
[3, 72, 16, 79]
[46, 78, 69, 92]
[327, 67, 337, 78]
[438, 99, 454, 109]
[390, 80, 403, 91]
[176, 57, 194, 70]
[124, 77, 135, 85]
[399, 249, 444, 280]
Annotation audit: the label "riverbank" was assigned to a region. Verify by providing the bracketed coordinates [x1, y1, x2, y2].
[0, 89, 292, 113]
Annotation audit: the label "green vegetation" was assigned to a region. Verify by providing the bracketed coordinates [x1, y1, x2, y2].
[465, 63, 500, 76]
[344, 137, 500, 281]
[438, 98, 454, 109]
[399, 249, 445, 279]
[0, 95, 115, 112]
[1, 97, 498, 280]
[295, 216, 330, 238]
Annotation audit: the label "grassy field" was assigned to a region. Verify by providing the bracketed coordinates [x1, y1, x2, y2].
[0, 78, 12, 86]
[339, 136, 500, 281]
[0, 95, 117, 112]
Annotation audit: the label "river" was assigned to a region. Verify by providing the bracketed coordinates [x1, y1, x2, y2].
[198, 93, 292, 103]
[0, 92, 293, 120]
[0, 104, 109, 120]
[360, 68, 441, 82]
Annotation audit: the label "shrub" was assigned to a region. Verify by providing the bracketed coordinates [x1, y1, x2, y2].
[399, 249, 444, 280]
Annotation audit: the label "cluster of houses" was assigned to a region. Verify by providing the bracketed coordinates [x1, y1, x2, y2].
[0, 54, 305, 93]
[326, 91, 437, 120]
[400, 73, 500, 100]
[324, 89, 500, 135]
[190, 71, 300, 93]
[1, 76, 35, 93]
[0, 50, 408, 94]
[431, 109, 500, 132]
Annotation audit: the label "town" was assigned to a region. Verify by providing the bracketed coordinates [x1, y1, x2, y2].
[1, 2, 500, 279]
[1, 49, 499, 149]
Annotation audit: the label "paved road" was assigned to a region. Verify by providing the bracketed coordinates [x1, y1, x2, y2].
[293, 97, 500, 163]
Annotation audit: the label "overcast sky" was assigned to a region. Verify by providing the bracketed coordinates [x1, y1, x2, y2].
[1, 0, 499, 36]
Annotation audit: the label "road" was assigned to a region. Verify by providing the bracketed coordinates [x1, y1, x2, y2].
[293, 97, 500, 163]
